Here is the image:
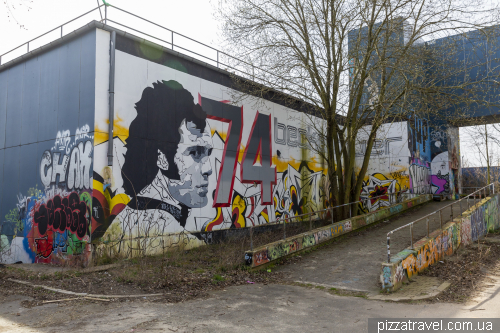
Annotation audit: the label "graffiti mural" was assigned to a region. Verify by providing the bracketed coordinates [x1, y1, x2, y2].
[428, 125, 460, 198]
[89, 49, 329, 255]
[359, 173, 401, 212]
[1, 128, 93, 265]
[355, 120, 433, 213]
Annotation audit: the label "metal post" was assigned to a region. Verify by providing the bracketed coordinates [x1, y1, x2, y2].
[61, 26, 63, 38]
[250, 226, 253, 251]
[349, 203, 352, 218]
[439, 209, 443, 229]
[171, 31, 174, 50]
[387, 234, 391, 263]
[410, 223, 414, 249]
[104, 4, 107, 25]
[107, 30, 116, 167]
[331, 208, 334, 225]
[27, 43, 29, 53]
[459, 198, 462, 217]
[426, 217, 429, 238]
[283, 217, 286, 240]
[309, 213, 312, 231]
[450, 203, 453, 221]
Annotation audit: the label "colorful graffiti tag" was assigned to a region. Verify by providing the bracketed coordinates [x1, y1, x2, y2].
[386, 194, 500, 291]
[1, 126, 93, 265]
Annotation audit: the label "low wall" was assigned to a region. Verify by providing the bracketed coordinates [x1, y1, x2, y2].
[245, 194, 432, 268]
[381, 194, 500, 291]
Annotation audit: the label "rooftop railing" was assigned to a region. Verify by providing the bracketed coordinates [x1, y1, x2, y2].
[0, 3, 275, 88]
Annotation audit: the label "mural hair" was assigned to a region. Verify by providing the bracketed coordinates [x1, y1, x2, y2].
[122, 80, 208, 198]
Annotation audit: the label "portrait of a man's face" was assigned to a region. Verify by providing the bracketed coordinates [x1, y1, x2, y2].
[167, 119, 213, 208]
[121, 80, 213, 216]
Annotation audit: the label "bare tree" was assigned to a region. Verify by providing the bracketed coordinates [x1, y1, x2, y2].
[462, 124, 500, 186]
[3, 0, 33, 29]
[216, 0, 500, 218]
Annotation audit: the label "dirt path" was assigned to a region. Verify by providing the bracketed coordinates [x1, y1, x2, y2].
[276, 199, 470, 292]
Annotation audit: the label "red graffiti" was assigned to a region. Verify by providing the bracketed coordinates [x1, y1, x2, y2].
[34, 192, 89, 240]
[254, 249, 269, 265]
[34, 236, 53, 258]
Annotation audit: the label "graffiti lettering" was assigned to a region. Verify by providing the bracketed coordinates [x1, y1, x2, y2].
[34, 192, 90, 240]
[40, 140, 92, 190]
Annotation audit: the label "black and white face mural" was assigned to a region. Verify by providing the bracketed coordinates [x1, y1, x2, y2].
[118, 81, 214, 230]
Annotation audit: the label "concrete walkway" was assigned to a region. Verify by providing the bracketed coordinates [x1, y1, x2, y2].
[276, 199, 470, 293]
[2, 280, 500, 333]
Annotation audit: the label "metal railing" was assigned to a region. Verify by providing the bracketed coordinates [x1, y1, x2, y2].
[247, 185, 429, 250]
[0, 2, 277, 87]
[385, 183, 497, 263]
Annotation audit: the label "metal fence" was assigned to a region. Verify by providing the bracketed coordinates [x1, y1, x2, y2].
[247, 185, 429, 250]
[385, 183, 497, 263]
[0, 3, 275, 87]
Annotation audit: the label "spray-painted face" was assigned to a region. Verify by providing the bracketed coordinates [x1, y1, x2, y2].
[165, 119, 213, 208]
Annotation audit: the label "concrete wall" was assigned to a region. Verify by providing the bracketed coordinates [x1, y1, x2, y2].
[0, 30, 97, 265]
[90, 29, 329, 257]
[429, 125, 461, 199]
[381, 193, 500, 291]
[355, 118, 432, 213]
[246, 194, 432, 268]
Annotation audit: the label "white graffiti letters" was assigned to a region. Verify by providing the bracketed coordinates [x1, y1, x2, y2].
[41, 140, 92, 190]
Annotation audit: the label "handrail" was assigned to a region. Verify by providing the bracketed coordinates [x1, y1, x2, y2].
[0, 2, 304, 96]
[245, 184, 429, 250]
[385, 183, 496, 263]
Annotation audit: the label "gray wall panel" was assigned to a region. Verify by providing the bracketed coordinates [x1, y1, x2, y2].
[0, 70, 7, 149]
[0, 146, 20, 237]
[57, 38, 81, 133]
[5, 64, 24, 148]
[38, 48, 59, 142]
[19, 143, 38, 198]
[0, 149, 4, 238]
[21, 57, 40, 145]
[79, 30, 96, 129]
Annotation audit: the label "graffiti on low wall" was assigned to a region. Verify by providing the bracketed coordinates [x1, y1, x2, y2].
[249, 195, 431, 268]
[384, 194, 500, 291]
[247, 219, 352, 267]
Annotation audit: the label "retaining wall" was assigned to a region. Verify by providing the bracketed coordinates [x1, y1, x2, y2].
[381, 194, 500, 291]
[245, 194, 432, 267]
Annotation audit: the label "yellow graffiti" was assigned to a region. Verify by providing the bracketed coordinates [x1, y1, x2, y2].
[231, 194, 246, 228]
[95, 115, 130, 145]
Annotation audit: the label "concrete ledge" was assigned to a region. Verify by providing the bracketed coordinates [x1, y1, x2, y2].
[381, 194, 500, 292]
[245, 194, 432, 267]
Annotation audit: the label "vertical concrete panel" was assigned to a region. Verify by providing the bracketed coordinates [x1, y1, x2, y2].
[21, 57, 40, 145]
[0, 70, 7, 150]
[0, 149, 4, 239]
[38, 49, 59, 142]
[57, 38, 81, 133]
[79, 30, 96, 130]
[5, 64, 24, 148]
[19, 143, 38, 198]
[0, 146, 20, 238]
